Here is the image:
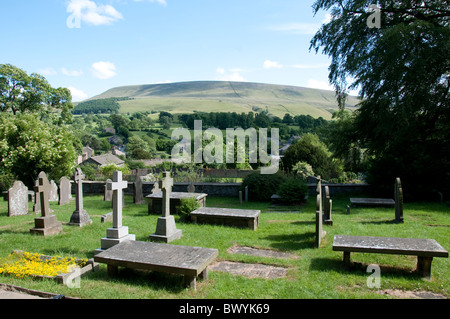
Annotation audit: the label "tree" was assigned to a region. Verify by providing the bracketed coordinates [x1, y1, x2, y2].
[0, 113, 80, 187]
[310, 0, 450, 197]
[0, 64, 73, 124]
[281, 133, 343, 180]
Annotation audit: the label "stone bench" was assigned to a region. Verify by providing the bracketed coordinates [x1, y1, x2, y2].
[93, 240, 218, 290]
[190, 207, 260, 231]
[350, 198, 395, 207]
[332, 235, 448, 279]
[145, 192, 207, 215]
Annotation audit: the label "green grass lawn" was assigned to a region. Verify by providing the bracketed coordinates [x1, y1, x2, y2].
[0, 194, 448, 299]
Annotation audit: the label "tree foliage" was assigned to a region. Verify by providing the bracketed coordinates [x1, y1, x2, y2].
[0, 64, 73, 124]
[311, 0, 450, 197]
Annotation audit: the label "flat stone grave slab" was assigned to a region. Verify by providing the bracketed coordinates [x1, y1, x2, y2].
[350, 198, 395, 207]
[209, 261, 288, 279]
[94, 240, 218, 290]
[227, 245, 296, 259]
[190, 207, 260, 230]
[333, 235, 448, 279]
[145, 192, 207, 215]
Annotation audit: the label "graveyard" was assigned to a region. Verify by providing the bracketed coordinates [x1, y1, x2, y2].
[0, 176, 448, 299]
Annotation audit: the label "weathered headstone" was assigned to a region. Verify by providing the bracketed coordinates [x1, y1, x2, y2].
[151, 182, 160, 194]
[104, 179, 113, 201]
[69, 168, 92, 227]
[245, 186, 249, 202]
[96, 171, 135, 253]
[133, 175, 145, 205]
[315, 177, 326, 248]
[58, 176, 71, 206]
[49, 180, 59, 202]
[8, 180, 29, 217]
[33, 178, 41, 214]
[187, 182, 195, 193]
[323, 186, 333, 225]
[30, 172, 62, 236]
[150, 171, 182, 243]
[394, 177, 404, 224]
[239, 191, 243, 205]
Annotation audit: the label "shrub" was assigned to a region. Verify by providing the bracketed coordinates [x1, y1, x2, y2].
[277, 178, 308, 204]
[241, 172, 287, 202]
[177, 197, 201, 220]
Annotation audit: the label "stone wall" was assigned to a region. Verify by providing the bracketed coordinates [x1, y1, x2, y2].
[74, 181, 372, 197]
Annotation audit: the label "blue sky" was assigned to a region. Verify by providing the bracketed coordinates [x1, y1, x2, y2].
[0, 0, 334, 101]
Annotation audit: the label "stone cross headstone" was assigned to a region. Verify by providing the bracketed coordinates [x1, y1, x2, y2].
[96, 171, 135, 253]
[58, 176, 71, 206]
[8, 180, 29, 217]
[30, 172, 62, 236]
[394, 177, 404, 224]
[150, 171, 182, 243]
[133, 175, 145, 205]
[69, 168, 92, 227]
[49, 180, 59, 202]
[323, 186, 333, 225]
[104, 179, 113, 201]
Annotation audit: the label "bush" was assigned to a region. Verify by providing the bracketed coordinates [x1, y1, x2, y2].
[277, 178, 308, 204]
[177, 197, 201, 221]
[241, 172, 287, 202]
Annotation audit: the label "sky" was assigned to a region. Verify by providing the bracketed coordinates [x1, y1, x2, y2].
[0, 0, 335, 102]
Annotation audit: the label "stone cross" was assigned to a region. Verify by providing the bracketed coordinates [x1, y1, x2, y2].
[34, 172, 51, 217]
[74, 168, 85, 213]
[394, 177, 404, 223]
[160, 171, 174, 218]
[107, 171, 128, 229]
[69, 168, 92, 227]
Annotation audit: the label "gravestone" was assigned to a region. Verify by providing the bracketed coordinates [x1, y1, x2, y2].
[133, 175, 145, 205]
[150, 171, 182, 243]
[69, 168, 92, 227]
[104, 179, 113, 201]
[8, 180, 29, 217]
[394, 177, 404, 224]
[245, 186, 249, 202]
[96, 171, 135, 253]
[315, 177, 326, 248]
[58, 176, 71, 206]
[49, 180, 59, 202]
[151, 182, 160, 194]
[187, 182, 195, 193]
[30, 172, 62, 236]
[33, 178, 41, 214]
[323, 186, 333, 225]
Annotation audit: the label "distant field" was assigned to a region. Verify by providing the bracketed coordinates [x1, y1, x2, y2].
[89, 81, 361, 120]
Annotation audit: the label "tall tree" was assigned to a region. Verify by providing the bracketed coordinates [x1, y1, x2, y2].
[310, 0, 450, 197]
[0, 64, 73, 124]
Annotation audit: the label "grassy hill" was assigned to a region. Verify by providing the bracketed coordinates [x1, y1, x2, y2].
[89, 81, 361, 119]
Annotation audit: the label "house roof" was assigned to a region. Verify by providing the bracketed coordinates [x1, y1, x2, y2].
[87, 154, 125, 166]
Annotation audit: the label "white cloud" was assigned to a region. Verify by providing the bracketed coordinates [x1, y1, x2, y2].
[263, 60, 283, 69]
[134, 0, 167, 5]
[68, 87, 88, 102]
[91, 61, 117, 79]
[61, 68, 84, 77]
[216, 68, 245, 82]
[306, 79, 334, 91]
[67, 0, 123, 28]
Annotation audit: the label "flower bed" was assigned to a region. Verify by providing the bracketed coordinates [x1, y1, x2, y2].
[0, 251, 98, 286]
